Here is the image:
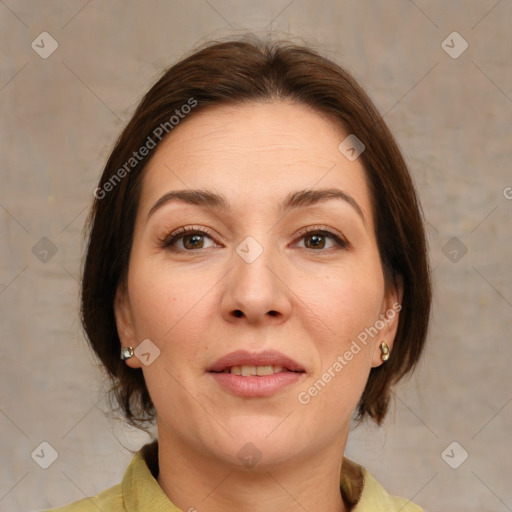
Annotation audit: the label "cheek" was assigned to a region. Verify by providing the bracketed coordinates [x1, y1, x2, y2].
[300, 274, 380, 413]
[296, 262, 384, 407]
[127, 258, 216, 358]
[302, 263, 385, 341]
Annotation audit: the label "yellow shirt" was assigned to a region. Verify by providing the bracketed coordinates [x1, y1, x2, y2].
[44, 441, 423, 511]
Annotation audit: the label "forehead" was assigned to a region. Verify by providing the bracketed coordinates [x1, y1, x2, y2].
[139, 101, 373, 223]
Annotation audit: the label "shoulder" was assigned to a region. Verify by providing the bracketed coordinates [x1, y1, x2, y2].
[342, 457, 424, 512]
[41, 441, 157, 512]
[42, 483, 124, 512]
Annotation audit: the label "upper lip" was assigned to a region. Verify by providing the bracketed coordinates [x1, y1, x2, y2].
[207, 350, 305, 373]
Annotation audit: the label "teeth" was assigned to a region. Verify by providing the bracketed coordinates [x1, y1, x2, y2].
[228, 365, 284, 376]
[256, 365, 274, 376]
[241, 365, 256, 377]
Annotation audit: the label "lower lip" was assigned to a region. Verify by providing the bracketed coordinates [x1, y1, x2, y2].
[208, 371, 305, 397]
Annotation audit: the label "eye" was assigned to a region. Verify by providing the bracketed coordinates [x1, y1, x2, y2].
[294, 226, 349, 250]
[157, 224, 349, 253]
[157, 225, 220, 252]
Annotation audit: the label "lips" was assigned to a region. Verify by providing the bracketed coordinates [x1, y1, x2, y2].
[207, 350, 306, 397]
[206, 350, 305, 374]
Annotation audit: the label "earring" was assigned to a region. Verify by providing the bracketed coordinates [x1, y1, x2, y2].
[380, 342, 390, 362]
[120, 346, 134, 360]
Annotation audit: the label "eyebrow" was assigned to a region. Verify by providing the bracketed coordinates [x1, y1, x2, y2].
[147, 187, 366, 225]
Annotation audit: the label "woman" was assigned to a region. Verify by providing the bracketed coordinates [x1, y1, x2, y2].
[47, 36, 431, 511]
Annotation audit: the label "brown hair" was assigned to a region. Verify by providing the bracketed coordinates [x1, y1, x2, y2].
[81, 35, 431, 429]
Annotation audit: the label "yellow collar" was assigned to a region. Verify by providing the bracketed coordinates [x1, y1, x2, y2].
[120, 440, 422, 512]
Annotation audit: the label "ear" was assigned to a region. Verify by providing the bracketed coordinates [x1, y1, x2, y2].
[371, 274, 404, 368]
[114, 283, 142, 369]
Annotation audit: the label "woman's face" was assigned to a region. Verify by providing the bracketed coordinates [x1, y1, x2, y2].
[115, 101, 402, 468]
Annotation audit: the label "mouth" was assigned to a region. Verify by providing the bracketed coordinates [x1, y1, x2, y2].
[211, 364, 303, 376]
[206, 349, 306, 375]
[206, 350, 306, 397]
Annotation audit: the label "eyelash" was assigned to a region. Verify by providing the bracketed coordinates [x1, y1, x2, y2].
[157, 224, 349, 252]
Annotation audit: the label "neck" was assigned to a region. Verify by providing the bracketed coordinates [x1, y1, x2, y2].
[156, 426, 349, 512]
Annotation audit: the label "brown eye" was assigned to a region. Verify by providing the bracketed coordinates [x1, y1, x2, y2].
[303, 233, 327, 249]
[158, 226, 219, 252]
[296, 228, 349, 251]
[181, 233, 207, 249]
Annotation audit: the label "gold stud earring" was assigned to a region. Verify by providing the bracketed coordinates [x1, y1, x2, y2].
[380, 341, 390, 362]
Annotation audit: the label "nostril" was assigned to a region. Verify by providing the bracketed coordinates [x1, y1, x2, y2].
[233, 310, 243, 318]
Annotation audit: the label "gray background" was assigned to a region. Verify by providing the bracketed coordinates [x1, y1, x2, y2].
[1, 1, 511, 511]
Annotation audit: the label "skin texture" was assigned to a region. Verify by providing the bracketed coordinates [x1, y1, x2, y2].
[114, 101, 403, 512]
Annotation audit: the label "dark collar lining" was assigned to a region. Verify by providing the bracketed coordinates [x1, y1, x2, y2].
[141, 439, 159, 479]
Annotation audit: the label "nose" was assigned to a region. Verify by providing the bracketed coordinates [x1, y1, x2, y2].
[220, 237, 292, 325]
